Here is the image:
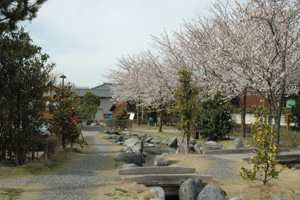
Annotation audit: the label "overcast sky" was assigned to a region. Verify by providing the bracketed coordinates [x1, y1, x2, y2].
[22, 0, 219, 87]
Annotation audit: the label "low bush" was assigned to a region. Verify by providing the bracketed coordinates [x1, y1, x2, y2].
[280, 130, 300, 148]
[46, 135, 60, 154]
[106, 119, 133, 131]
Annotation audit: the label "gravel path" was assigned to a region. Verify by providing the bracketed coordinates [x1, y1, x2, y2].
[201, 156, 240, 180]
[0, 130, 120, 200]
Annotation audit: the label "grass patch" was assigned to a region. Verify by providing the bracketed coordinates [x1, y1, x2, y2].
[0, 184, 45, 200]
[85, 180, 156, 200]
[0, 144, 93, 180]
[132, 124, 177, 131]
[165, 154, 212, 173]
[0, 188, 23, 200]
[213, 161, 300, 200]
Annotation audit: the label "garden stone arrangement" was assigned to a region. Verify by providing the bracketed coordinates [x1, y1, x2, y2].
[103, 131, 294, 200]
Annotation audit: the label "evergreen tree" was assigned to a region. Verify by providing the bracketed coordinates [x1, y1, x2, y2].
[48, 85, 81, 148]
[0, 0, 47, 33]
[195, 92, 234, 139]
[173, 69, 198, 153]
[80, 92, 100, 120]
[0, 29, 54, 165]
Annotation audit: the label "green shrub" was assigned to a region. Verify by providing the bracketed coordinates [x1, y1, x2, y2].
[46, 135, 59, 154]
[195, 92, 235, 139]
[280, 130, 300, 148]
[106, 119, 133, 131]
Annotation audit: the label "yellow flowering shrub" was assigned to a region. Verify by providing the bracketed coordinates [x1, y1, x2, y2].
[239, 106, 284, 185]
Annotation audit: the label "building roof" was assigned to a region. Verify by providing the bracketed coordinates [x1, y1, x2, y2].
[75, 83, 113, 98]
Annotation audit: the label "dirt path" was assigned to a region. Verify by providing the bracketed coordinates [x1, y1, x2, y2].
[0, 130, 120, 200]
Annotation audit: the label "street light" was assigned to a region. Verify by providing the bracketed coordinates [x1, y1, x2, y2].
[60, 74, 66, 86]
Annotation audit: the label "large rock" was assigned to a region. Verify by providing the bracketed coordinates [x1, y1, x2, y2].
[295, 164, 300, 169]
[200, 141, 222, 152]
[154, 152, 169, 166]
[179, 177, 203, 200]
[194, 144, 202, 153]
[267, 195, 288, 200]
[168, 137, 178, 147]
[161, 138, 169, 145]
[145, 136, 153, 143]
[148, 187, 165, 200]
[124, 137, 143, 153]
[124, 146, 133, 153]
[197, 184, 226, 200]
[229, 198, 243, 200]
[176, 143, 196, 154]
[151, 136, 162, 144]
[234, 138, 245, 149]
[115, 152, 145, 166]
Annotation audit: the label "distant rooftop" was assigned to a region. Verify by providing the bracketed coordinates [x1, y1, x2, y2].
[74, 83, 113, 98]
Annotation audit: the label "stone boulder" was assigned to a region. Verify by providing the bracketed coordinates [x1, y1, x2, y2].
[115, 152, 145, 166]
[267, 195, 288, 200]
[145, 136, 153, 143]
[151, 136, 162, 144]
[179, 177, 203, 200]
[200, 141, 222, 152]
[189, 139, 196, 146]
[154, 152, 169, 166]
[234, 138, 245, 149]
[124, 146, 133, 153]
[194, 144, 202, 153]
[176, 143, 196, 154]
[122, 163, 139, 169]
[148, 187, 165, 200]
[124, 137, 143, 153]
[168, 137, 178, 147]
[197, 184, 227, 200]
[295, 164, 300, 169]
[161, 138, 169, 145]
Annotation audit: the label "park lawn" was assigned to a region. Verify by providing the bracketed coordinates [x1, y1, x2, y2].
[0, 143, 94, 180]
[131, 124, 177, 131]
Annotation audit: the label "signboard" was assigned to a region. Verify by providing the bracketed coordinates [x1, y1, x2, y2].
[129, 113, 135, 120]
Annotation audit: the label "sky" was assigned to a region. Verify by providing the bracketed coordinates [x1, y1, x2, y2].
[21, 0, 219, 87]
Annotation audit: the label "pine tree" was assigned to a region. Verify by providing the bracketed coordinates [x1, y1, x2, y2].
[80, 92, 100, 120]
[0, 28, 54, 165]
[0, 0, 47, 32]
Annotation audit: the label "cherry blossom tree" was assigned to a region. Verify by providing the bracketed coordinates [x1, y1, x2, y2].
[175, 0, 300, 141]
[106, 54, 144, 125]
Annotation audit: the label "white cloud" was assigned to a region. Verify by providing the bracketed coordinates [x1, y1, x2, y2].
[22, 0, 219, 87]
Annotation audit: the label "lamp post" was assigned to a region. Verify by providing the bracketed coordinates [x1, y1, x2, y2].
[60, 74, 66, 86]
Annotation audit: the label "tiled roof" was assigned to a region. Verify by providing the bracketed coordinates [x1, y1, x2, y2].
[75, 83, 113, 98]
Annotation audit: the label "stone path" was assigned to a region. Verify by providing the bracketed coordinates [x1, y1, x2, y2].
[0, 130, 120, 200]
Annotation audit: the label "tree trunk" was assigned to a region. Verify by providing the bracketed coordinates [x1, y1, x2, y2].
[275, 92, 284, 144]
[241, 88, 247, 138]
[62, 134, 66, 148]
[137, 105, 141, 125]
[159, 105, 163, 132]
[186, 130, 190, 153]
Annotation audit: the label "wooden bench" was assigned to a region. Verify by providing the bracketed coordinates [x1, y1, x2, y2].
[120, 166, 212, 196]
